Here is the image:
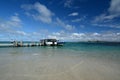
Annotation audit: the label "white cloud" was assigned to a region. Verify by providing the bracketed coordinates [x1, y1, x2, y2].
[56, 18, 75, 31]
[47, 31, 69, 40]
[93, 23, 120, 28]
[71, 18, 82, 22]
[22, 2, 76, 31]
[21, 2, 53, 23]
[80, 25, 85, 28]
[64, 0, 73, 8]
[8, 15, 22, 27]
[117, 33, 120, 35]
[72, 33, 85, 38]
[65, 24, 75, 31]
[94, 0, 120, 22]
[71, 16, 86, 23]
[0, 14, 30, 41]
[108, 0, 120, 16]
[56, 18, 65, 26]
[11, 15, 21, 22]
[92, 32, 100, 36]
[93, 13, 118, 23]
[48, 35, 57, 39]
[53, 32, 61, 36]
[69, 12, 79, 16]
[93, 0, 120, 28]
[46, 31, 120, 42]
[32, 32, 41, 36]
[16, 31, 27, 36]
[0, 14, 22, 33]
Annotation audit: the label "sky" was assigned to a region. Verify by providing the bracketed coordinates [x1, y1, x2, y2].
[0, 0, 120, 41]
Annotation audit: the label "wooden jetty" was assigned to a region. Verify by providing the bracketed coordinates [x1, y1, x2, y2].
[0, 39, 64, 47]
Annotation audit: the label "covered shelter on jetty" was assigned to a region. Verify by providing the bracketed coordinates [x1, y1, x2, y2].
[40, 39, 63, 46]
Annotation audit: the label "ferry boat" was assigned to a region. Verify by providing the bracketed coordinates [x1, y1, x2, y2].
[40, 39, 64, 46]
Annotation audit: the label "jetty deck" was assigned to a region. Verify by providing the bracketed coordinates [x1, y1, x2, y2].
[0, 40, 64, 47]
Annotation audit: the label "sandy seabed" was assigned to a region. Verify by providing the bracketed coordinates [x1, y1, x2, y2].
[0, 52, 120, 80]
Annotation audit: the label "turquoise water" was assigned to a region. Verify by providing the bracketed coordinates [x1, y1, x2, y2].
[64, 42, 120, 60]
[0, 42, 120, 80]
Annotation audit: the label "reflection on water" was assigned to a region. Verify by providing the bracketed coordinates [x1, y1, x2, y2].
[0, 44, 120, 80]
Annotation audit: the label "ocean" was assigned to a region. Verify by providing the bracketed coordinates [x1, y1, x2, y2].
[0, 42, 120, 80]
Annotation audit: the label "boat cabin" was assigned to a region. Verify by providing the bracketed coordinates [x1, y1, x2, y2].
[40, 39, 58, 46]
[40, 39, 64, 46]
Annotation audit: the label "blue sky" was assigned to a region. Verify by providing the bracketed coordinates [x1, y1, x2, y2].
[0, 0, 120, 41]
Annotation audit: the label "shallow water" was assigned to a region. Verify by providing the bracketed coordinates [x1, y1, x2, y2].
[0, 42, 120, 80]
